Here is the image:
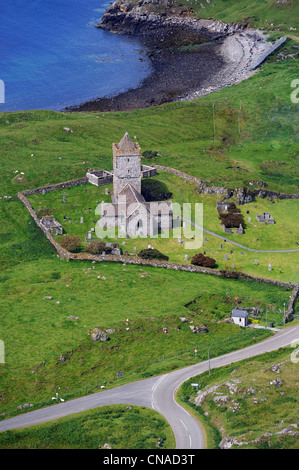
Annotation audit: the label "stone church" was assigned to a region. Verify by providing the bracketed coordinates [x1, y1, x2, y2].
[100, 132, 173, 237]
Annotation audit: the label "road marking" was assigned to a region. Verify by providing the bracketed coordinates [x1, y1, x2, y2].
[180, 418, 188, 430]
[152, 374, 167, 392]
[151, 374, 167, 410]
[189, 434, 192, 448]
[173, 382, 190, 416]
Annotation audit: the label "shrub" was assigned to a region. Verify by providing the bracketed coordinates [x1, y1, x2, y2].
[60, 235, 81, 253]
[142, 150, 159, 159]
[191, 253, 216, 268]
[86, 241, 106, 255]
[51, 271, 61, 280]
[138, 248, 169, 261]
[220, 213, 244, 228]
[37, 207, 53, 218]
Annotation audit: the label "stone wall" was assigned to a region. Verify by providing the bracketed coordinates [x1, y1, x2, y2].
[152, 165, 299, 202]
[18, 181, 297, 316]
[21, 176, 89, 196]
[287, 285, 299, 321]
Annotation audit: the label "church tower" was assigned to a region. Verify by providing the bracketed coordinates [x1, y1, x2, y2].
[112, 132, 142, 199]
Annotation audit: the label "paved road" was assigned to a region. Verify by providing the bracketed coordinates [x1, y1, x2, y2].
[182, 217, 299, 253]
[1, 323, 298, 449]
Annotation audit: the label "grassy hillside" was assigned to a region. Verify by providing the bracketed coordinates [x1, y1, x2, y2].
[0, 39, 298, 198]
[0, 24, 298, 448]
[176, 0, 299, 36]
[179, 347, 299, 449]
[0, 404, 175, 449]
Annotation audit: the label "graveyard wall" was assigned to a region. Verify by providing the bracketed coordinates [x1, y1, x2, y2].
[18, 185, 297, 322]
[286, 285, 299, 321]
[153, 165, 299, 200]
[21, 176, 89, 196]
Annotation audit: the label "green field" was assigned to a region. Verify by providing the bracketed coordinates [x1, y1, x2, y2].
[0, 405, 175, 449]
[178, 347, 299, 449]
[0, 20, 298, 449]
[175, 0, 299, 36]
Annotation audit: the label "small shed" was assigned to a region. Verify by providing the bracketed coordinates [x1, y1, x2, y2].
[231, 308, 249, 327]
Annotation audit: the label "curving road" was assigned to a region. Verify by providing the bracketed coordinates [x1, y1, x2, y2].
[1, 323, 299, 448]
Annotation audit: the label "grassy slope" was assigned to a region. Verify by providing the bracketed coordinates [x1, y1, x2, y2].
[176, 0, 299, 36]
[27, 172, 299, 283]
[0, 404, 175, 449]
[0, 41, 298, 196]
[178, 347, 299, 449]
[0, 22, 298, 448]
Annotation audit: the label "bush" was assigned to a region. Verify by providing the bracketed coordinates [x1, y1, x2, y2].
[60, 235, 81, 253]
[86, 241, 106, 255]
[51, 272, 61, 279]
[142, 150, 159, 159]
[220, 213, 244, 228]
[37, 207, 53, 218]
[191, 253, 216, 268]
[138, 248, 169, 261]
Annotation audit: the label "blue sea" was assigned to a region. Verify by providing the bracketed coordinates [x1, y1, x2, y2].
[0, 0, 152, 111]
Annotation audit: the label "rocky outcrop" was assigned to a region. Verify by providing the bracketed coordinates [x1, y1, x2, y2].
[97, 0, 244, 41]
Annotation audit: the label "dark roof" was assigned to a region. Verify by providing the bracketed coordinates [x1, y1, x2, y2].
[231, 308, 249, 318]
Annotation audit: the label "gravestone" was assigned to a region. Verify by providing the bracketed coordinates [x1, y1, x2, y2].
[220, 244, 223, 249]
[185, 254, 188, 261]
[255, 259, 258, 265]
[87, 231, 91, 240]
[225, 254, 228, 261]
[248, 217, 251, 222]
[178, 237, 181, 243]
[62, 196, 66, 203]
[232, 264, 235, 270]
[268, 263, 272, 271]
[42, 190, 46, 195]
[80, 217, 84, 223]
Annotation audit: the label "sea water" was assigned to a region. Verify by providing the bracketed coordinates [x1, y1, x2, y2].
[0, 0, 151, 111]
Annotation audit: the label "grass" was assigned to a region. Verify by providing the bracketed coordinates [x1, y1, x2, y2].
[0, 24, 298, 448]
[178, 347, 299, 449]
[1, 257, 292, 418]
[0, 405, 175, 449]
[26, 170, 299, 283]
[0, 40, 298, 197]
[175, 0, 299, 36]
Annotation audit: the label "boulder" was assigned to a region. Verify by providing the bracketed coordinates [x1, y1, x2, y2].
[189, 324, 208, 333]
[91, 328, 110, 342]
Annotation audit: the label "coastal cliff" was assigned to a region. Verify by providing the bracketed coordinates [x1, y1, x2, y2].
[97, 0, 244, 41]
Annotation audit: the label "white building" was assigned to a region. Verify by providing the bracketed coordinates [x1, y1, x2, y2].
[231, 308, 249, 327]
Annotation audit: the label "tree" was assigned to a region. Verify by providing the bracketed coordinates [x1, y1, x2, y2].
[60, 235, 81, 253]
[86, 241, 106, 255]
[138, 248, 169, 261]
[191, 253, 216, 268]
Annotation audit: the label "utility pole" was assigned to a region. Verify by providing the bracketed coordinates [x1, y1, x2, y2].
[284, 303, 286, 326]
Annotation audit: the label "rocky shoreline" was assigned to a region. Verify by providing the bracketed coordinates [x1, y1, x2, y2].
[65, 0, 269, 113]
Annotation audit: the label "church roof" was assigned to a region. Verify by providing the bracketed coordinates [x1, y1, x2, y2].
[118, 183, 146, 205]
[113, 132, 140, 155]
